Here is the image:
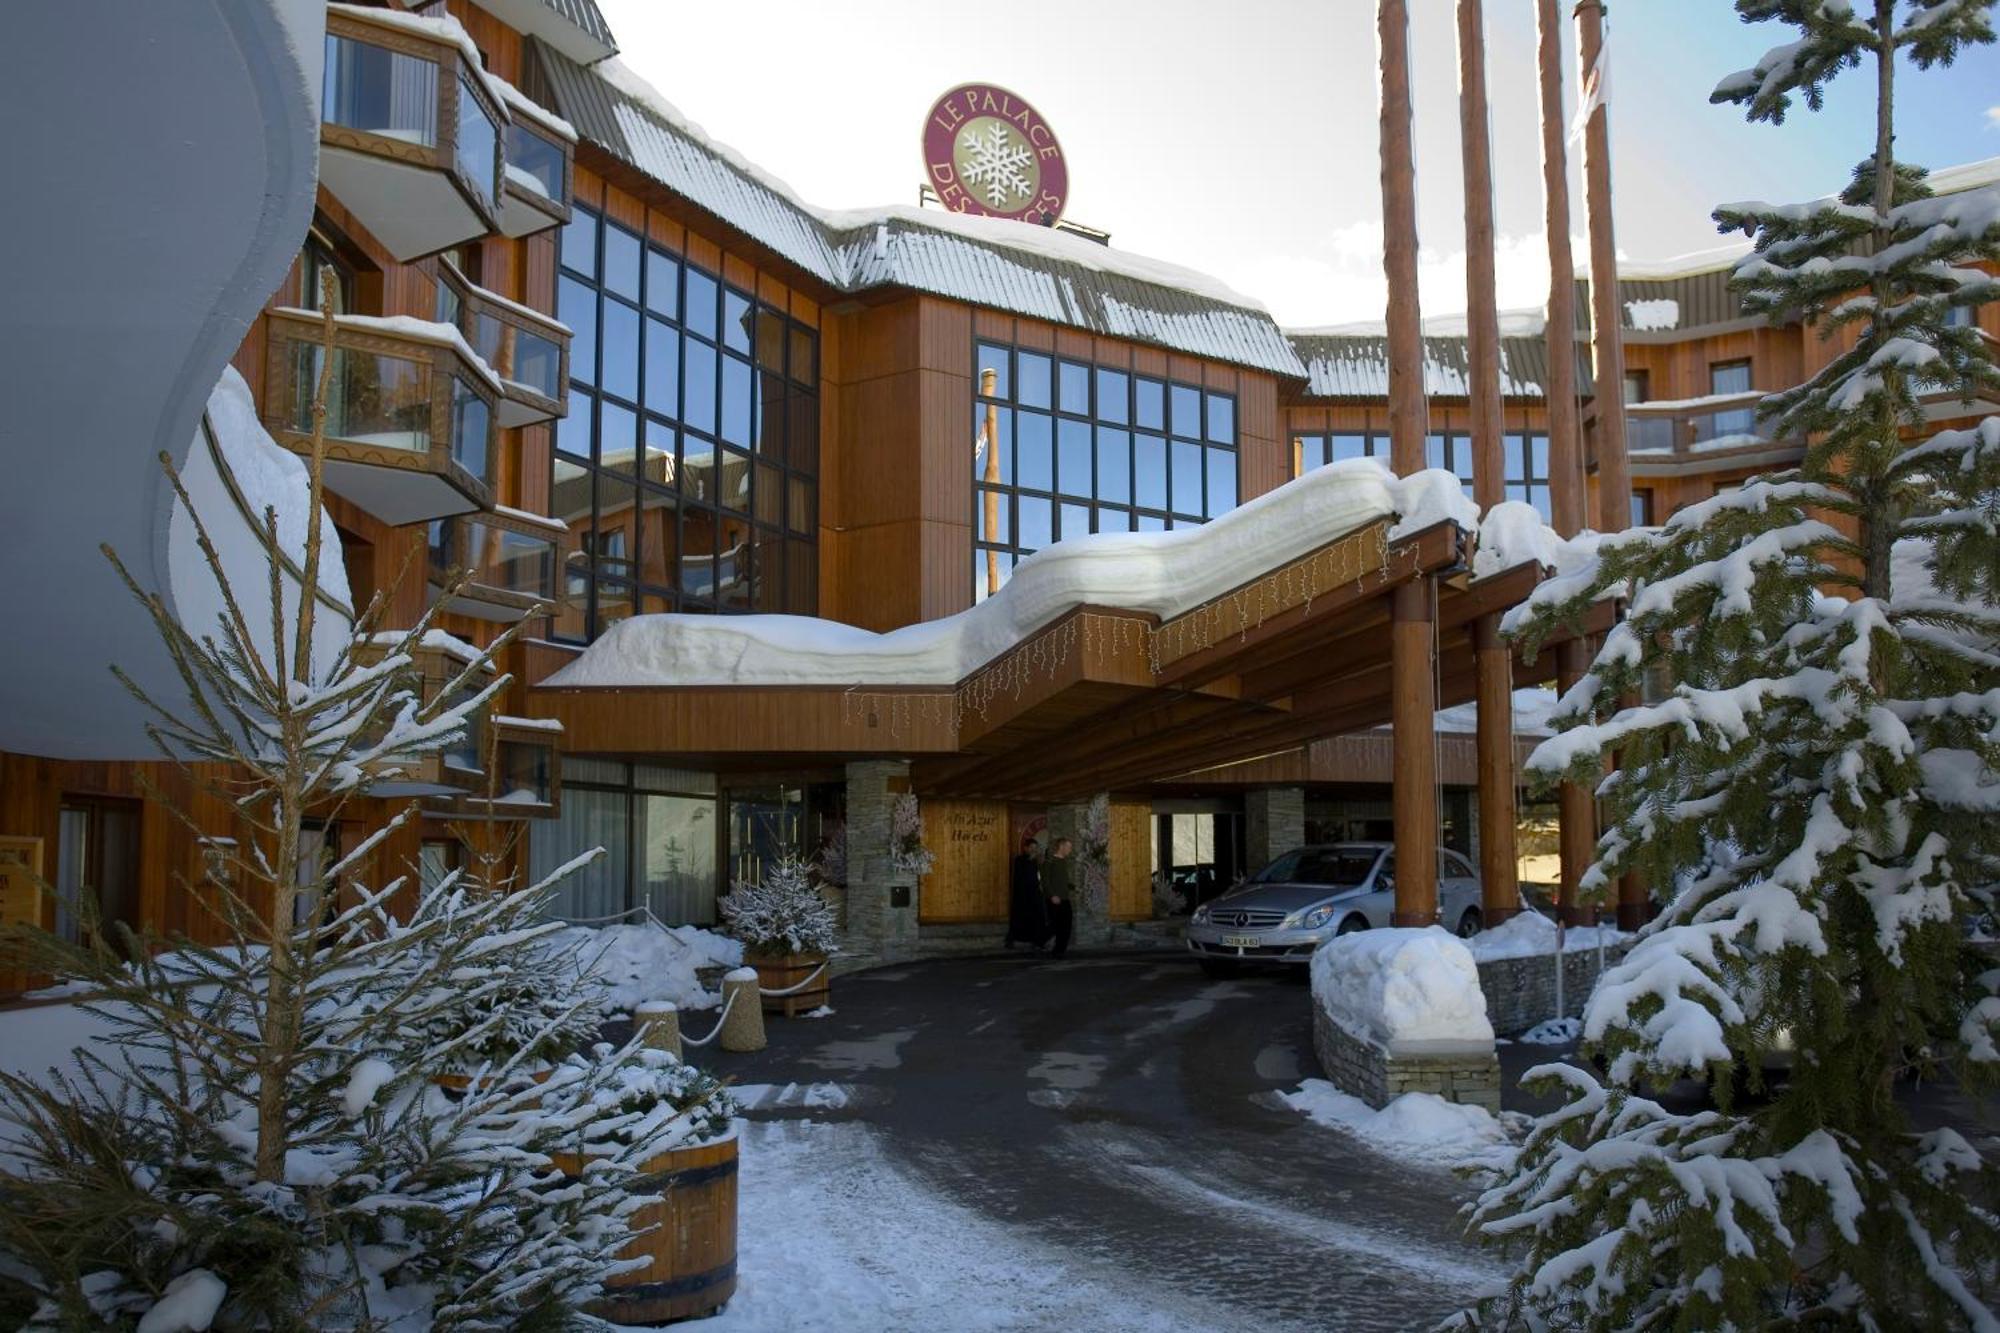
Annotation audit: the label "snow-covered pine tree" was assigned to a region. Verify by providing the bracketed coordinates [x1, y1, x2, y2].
[1467, 3, 2000, 1328]
[722, 856, 839, 957]
[0, 295, 725, 1330]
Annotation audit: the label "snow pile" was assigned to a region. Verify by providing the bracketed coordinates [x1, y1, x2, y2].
[1279, 1079, 1517, 1170]
[1310, 927, 1495, 1051]
[1624, 297, 1680, 331]
[169, 367, 353, 686]
[135, 1269, 227, 1333]
[1460, 910, 1627, 963]
[1474, 501, 1610, 580]
[551, 460, 1474, 688]
[554, 922, 743, 1014]
[1434, 686, 1562, 737]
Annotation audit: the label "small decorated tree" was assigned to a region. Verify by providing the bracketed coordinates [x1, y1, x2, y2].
[890, 793, 935, 877]
[722, 856, 840, 959]
[814, 820, 848, 889]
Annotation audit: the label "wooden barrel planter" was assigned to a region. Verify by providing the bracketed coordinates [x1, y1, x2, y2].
[748, 949, 829, 1017]
[556, 1134, 739, 1325]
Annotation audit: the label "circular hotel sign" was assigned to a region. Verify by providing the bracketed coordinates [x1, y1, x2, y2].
[923, 83, 1069, 226]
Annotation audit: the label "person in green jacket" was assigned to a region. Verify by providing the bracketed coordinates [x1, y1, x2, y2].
[1043, 836, 1076, 959]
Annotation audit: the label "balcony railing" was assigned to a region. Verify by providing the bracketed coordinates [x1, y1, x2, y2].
[350, 631, 495, 798]
[1622, 390, 1794, 461]
[263, 307, 500, 526]
[422, 715, 563, 820]
[432, 258, 570, 427]
[495, 80, 575, 238]
[428, 506, 569, 621]
[319, 7, 506, 260]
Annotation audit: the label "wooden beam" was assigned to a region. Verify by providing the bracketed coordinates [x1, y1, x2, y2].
[1379, 0, 1426, 475]
[1556, 635, 1597, 924]
[1391, 581, 1439, 925]
[1575, 0, 1632, 536]
[1474, 612, 1521, 924]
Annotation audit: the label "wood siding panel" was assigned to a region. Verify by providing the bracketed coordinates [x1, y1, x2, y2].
[917, 799, 1011, 923]
[1109, 801, 1151, 921]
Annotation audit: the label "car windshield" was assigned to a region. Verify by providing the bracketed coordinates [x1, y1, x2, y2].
[1250, 848, 1379, 888]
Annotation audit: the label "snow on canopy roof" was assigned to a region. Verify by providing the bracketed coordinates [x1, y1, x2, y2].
[545, 460, 1479, 690]
[1287, 330, 1572, 401]
[528, 42, 1308, 378]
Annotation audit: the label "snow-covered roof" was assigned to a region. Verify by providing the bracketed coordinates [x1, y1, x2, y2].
[528, 43, 1308, 379]
[545, 459, 1479, 690]
[1287, 331, 1575, 401]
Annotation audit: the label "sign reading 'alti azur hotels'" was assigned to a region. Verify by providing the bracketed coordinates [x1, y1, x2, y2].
[922, 83, 1069, 226]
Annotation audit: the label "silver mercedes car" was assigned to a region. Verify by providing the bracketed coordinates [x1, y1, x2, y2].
[1183, 841, 1489, 975]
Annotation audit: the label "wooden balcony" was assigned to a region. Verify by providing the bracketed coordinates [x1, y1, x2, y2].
[497, 85, 575, 238]
[432, 257, 569, 428]
[422, 715, 564, 821]
[319, 7, 507, 261]
[262, 306, 500, 526]
[350, 631, 496, 798]
[1615, 390, 1804, 477]
[427, 505, 568, 622]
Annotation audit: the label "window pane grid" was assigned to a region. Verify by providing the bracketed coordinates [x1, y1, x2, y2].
[556, 205, 818, 640]
[972, 341, 1237, 600]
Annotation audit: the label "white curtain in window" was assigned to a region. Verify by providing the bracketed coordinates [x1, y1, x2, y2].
[530, 787, 630, 921]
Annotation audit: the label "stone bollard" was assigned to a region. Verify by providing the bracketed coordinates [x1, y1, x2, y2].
[718, 968, 766, 1053]
[635, 1000, 682, 1060]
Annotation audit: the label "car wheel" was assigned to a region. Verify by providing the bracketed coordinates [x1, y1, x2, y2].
[1456, 908, 1483, 938]
[1335, 915, 1367, 936]
[1199, 958, 1241, 979]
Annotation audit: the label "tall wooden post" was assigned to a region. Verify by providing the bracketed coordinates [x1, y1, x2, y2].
[1460, 0, 1516, 927]
[1539, 0, 1595, 924]
[1575, 0, 1649, 931]
[1380, 0, 1426, 477]
[1380, 0, 1437, 928]
[1536, 0, 1584, 539]
[1391, 584, 1440, 926]
[980, 368, 1001, 597]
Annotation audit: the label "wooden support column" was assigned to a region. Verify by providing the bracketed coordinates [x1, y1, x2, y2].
[1574, 0, 1630, 536]
[1379, 0, 1426, 475]
[1458, 0, 1504, 513]
[1556, 638, 1597, 925]
[1391, 583, 1439, 927]
[1536, 0, 1585, 538]
[1473, 614, 1519, 925]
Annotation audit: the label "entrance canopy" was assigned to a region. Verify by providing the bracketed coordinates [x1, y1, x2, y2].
[533, 462, 1600, 799]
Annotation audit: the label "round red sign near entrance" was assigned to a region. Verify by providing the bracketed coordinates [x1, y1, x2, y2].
[922, 83, 1069, 226]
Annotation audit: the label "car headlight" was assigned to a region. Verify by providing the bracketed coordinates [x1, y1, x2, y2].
[1294, 904, 1335, 931]
[1191, 903, 1211, 924]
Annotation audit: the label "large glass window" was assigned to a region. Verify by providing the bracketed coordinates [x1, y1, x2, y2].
[973, 341, 1238, 601]
[556, 206, 818, 641]
[1504, 431, 1552, 521]
[529, 761, 721, 925]
[322, 34, 437, 145]
[1709, 359, 1755, 437]
[1292, 432, 1385, 478]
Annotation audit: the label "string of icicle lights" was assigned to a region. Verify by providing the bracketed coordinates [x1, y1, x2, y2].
[838, 523, 1392, 740]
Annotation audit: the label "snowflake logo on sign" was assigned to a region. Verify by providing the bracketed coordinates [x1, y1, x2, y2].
[923, 84, 1069, 225]
[956, 121, 1034, 207]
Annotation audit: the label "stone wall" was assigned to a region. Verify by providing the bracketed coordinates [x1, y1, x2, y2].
[1311, 1006, 1503, 1113]
[1046, 798, 1110, 948]
[1244, 788, 1304, 873]
[842, 760, 919, 964]
[1477, 942, 1629, 1037]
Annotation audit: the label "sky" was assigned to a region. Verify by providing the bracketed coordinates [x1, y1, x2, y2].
[596, 0, 2000, 328]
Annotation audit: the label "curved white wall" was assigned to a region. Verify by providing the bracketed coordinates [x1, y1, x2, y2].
[0, 0, 324, 757]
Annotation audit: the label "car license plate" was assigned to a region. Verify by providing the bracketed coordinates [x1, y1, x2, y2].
[1221, 933, 1261, 949]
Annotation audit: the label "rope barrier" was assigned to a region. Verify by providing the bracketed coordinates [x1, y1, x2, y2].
[678, 984, 741, 1049]
[756, 960, 828, 998]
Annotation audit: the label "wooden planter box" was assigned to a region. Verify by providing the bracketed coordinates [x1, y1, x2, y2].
[747, 948, 830, 1017]
[556, 1135, 739, 1325]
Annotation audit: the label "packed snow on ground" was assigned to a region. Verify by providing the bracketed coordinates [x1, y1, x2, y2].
[551, 460, 1474, 689]
[702, 1118, 1249, 1331]
[1460, 910, 1628, 963]
[553, 923, 742, 1015]
[1518, 1017, 1583, 1046]
[1278, 1079, 1517, 1171]
[1310, 927, 1495, 1050]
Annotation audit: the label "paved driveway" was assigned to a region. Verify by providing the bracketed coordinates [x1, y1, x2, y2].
[712, 952, 1506, 1331]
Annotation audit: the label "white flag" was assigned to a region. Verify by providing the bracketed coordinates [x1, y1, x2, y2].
[1568, 43, 1609, 144]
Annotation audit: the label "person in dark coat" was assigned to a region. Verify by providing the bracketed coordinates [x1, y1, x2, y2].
[1043, 837, 1076, 959]
[1005, 834, 1048, 949]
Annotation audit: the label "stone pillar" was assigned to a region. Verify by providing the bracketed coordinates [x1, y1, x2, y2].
[843, 760, 919, 961]
[1473, 614, 1520, 926]
[1244, 788, 1305, 874]
[1046, 799, 1110, 948]
[1391, 582, 1439, 927]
